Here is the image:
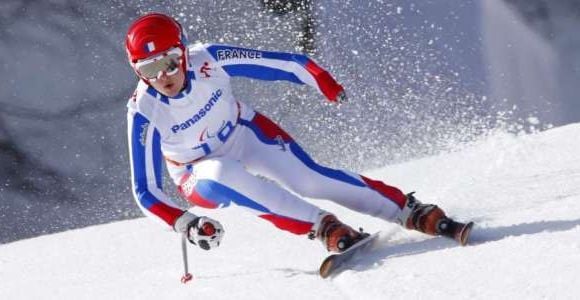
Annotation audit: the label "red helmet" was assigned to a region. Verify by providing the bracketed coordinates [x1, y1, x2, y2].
[125, 13, 188, 75]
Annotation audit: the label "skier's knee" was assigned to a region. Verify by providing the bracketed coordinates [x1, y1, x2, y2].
[177, 173, 219, 208]
[177, 159, 242, 209]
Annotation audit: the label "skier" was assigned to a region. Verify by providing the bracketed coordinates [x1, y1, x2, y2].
[125, 12, 466, 254]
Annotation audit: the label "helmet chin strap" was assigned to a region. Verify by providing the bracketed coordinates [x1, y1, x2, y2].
[178, 74, 188, 93]
[175, 47, 190, 94]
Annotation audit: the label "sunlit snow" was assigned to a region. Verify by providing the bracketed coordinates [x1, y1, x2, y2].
[1, 124, 579, 299]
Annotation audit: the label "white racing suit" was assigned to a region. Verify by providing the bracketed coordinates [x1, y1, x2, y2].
[127, 43, 407, 235]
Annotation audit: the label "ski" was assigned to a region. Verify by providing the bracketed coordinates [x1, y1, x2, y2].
[319, 220, 473, 278]
[319, 232, 380, 278]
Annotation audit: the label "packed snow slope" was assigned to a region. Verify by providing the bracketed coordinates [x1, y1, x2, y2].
[1, 123, 579, 299]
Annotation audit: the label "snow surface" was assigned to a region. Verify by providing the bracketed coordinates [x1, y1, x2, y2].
[1, 123, 580, 299]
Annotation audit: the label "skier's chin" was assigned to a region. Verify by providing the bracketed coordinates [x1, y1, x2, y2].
[152, 80, 184, 97]
[160, 84, 178, 97]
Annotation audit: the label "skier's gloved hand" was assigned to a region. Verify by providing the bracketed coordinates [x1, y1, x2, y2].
[187, 216, 224, 250]
[174, 212, 224, 250]
[336, 90, 348, 103]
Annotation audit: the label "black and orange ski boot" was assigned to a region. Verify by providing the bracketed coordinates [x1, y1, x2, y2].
[312, 214, 369, 252]
[397, 193, 473, 245]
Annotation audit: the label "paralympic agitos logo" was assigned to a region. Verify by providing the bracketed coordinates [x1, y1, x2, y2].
[171, 89, 223, 133]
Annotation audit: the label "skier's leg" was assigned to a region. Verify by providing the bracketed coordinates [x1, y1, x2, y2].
[177, 157, 324, 235]
[176, 157, 368, 251]
[238, 111, 450, 236]
[237, 112, 404, 221]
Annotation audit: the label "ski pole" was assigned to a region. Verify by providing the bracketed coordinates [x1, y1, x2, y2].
[180, 234, 193, 283]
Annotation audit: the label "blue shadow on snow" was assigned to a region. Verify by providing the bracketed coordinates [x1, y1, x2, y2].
[343, 218, 580, 275]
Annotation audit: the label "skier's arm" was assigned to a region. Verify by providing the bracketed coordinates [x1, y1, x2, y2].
[127, 110, 225, 249]
[205, 44, 345, 102]
[127, 111, 185, 229]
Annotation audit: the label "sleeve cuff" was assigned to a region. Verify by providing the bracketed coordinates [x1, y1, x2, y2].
[173, 211, 198, 233]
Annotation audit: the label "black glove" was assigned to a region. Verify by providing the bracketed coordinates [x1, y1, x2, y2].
[336, 90, 348, 103]
[174, 212, 224, 250]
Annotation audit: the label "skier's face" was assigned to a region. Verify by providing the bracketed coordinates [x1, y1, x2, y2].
[135, 47, 186, 97]
[148, 66, 185, 97]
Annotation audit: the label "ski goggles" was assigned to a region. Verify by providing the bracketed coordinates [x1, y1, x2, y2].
[134, 47, 183, 81]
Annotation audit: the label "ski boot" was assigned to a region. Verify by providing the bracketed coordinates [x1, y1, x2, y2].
[396, 193, 473, 245]
[310, 213, 369, 253]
